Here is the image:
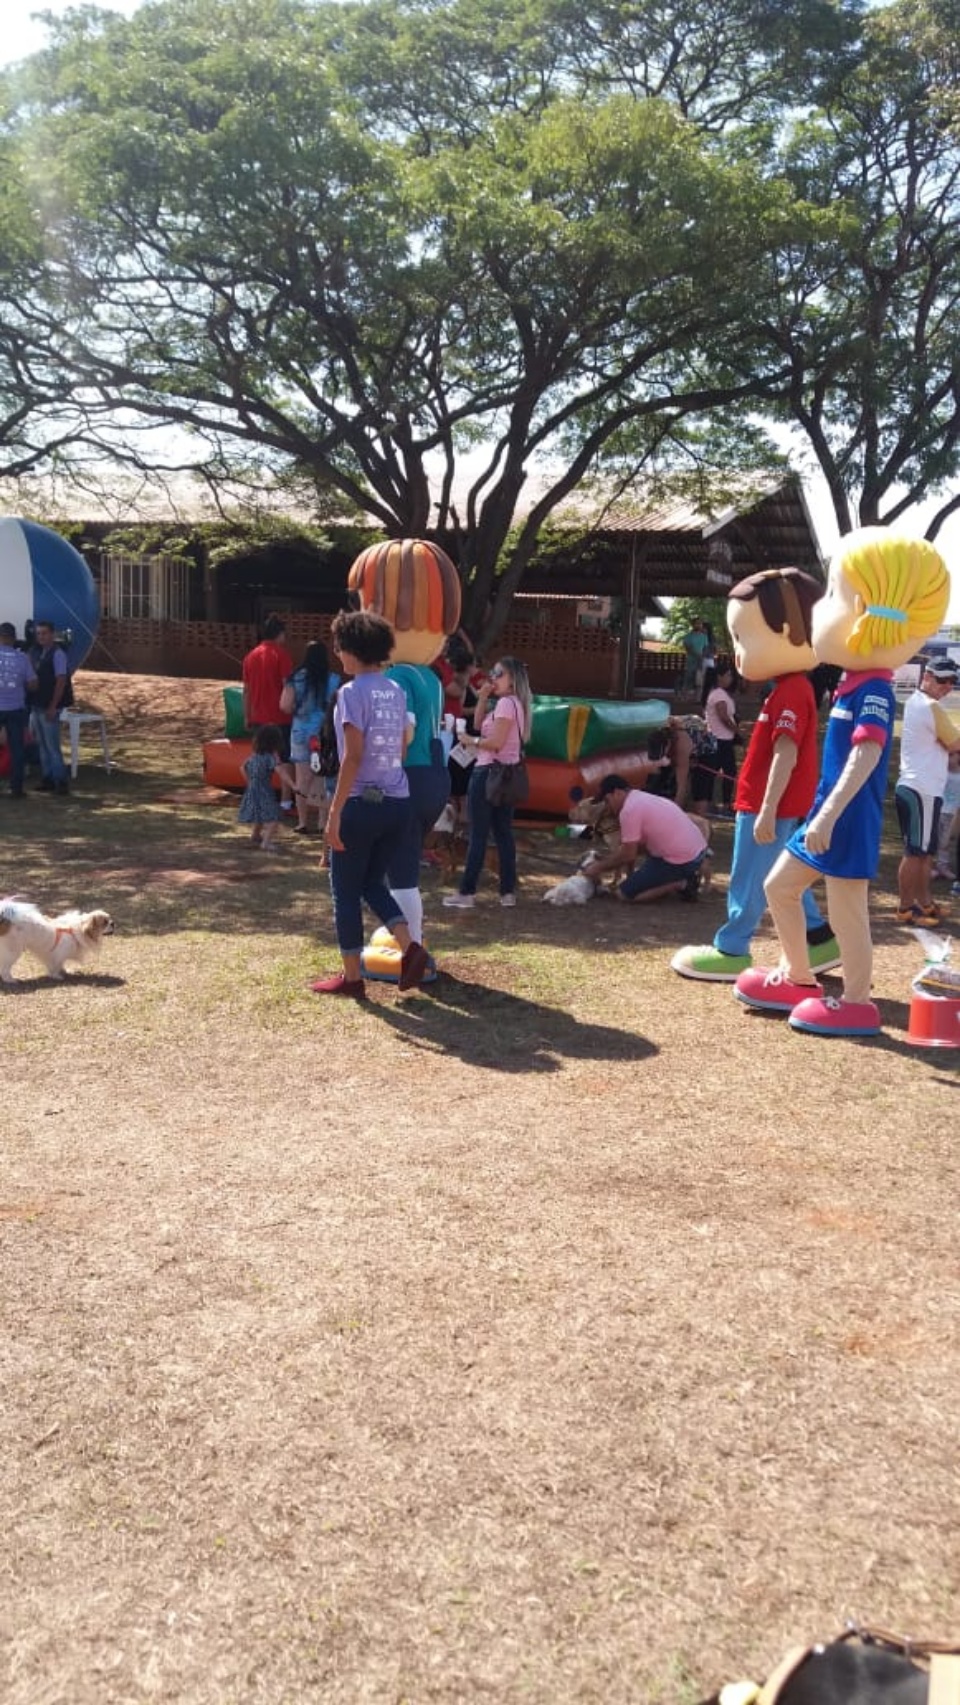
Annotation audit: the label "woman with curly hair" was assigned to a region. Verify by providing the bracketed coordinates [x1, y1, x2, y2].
[311, 609, 430, 999]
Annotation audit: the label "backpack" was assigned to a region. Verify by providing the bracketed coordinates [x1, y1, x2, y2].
[310, 693, 340, 778]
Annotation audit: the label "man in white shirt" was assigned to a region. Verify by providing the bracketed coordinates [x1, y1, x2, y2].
[895, 657, 960, 923]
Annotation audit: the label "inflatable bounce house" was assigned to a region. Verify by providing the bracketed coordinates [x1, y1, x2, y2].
[0, 517, 99, 667]
[205, 686, 671, 817]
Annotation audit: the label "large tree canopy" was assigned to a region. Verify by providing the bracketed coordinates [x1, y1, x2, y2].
[752, 0, 960, 539]
[3, 0, 959, 642]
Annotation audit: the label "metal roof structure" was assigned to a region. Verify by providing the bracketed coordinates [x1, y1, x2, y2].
[520, 474, 826, 616]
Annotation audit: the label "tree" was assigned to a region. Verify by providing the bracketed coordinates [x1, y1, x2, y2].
[2, 0, 849, 645]
[0, 113, 96, 481]
[660, 596, 732, 652]
[753, 0, 960, 540]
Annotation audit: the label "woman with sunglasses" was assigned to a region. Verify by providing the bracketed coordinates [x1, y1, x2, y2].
[443, 656, 533, 908]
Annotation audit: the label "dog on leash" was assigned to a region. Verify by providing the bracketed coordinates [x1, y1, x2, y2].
[0, 899, 114, 983]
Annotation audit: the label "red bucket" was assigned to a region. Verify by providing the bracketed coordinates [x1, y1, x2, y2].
[907, 986, 960, 1048]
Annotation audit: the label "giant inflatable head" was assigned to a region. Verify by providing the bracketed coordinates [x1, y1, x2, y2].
[0, 517, 99, 669]
[813, 527, 949, 670]
[727, 566, 825, 681]
[347, 538, 461, 665]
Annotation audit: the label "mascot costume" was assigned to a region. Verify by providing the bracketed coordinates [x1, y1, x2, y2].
[672, 566, 840, 982]
[347, 539, 461, 981]
[734, 528, 950, 1037]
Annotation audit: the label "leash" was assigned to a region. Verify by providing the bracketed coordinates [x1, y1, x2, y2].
[837, 1619, 960, 1661]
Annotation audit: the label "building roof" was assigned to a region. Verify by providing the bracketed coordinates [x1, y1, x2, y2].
[521, 474, 825, 611]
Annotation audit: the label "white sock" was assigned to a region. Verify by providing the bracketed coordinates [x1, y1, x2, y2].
[392, 886, 423, 942]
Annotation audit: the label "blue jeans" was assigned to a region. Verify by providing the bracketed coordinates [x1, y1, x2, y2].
[31, 708, 68, 784]
[329, 794, 412, 955]
[0, 708, 28, 793]
[461, 765, 517, 896]
[621, 850, 704, 899]
[388, 759, 451, 889]
[714, 811, 824, 956]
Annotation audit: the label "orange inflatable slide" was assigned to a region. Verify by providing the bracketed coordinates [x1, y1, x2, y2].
[202, 737, 663, 817]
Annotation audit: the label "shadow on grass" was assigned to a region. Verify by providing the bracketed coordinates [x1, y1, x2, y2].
[365, 971, 658, 1073]
[739, 993, 960, 1062]
[1, 972, 126, 995]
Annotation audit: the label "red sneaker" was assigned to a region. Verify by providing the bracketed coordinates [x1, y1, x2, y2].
[310, 974, 367, 999]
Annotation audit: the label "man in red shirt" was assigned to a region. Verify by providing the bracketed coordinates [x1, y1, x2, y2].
[672, 567, 840, 981]
[242, 613, 295, 813]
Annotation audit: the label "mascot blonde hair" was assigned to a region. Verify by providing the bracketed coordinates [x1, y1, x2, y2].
[840, 530, 949, 659]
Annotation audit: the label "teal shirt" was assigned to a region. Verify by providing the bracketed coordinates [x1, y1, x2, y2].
[386, 663, 443, 768]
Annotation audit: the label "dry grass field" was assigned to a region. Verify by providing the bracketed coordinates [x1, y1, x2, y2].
[1, 672, 958, 1705]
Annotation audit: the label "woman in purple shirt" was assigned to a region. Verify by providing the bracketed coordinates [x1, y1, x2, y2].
[311, 610, 430, 999]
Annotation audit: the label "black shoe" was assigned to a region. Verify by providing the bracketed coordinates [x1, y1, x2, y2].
[9, 790, 25, 799]
[679, 872, 700, 901]
[54, 782, 70, 795]
[35, 779, 55, 792]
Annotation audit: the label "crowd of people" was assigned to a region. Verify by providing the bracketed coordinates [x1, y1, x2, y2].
[8, 586, 950, 1000]
[230, 599, 960, 999]
[0, 619, 73, 797]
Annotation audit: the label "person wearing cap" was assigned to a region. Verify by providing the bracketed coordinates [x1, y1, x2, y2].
[894, 655, 960, 924]
[582, 775, 708, 902]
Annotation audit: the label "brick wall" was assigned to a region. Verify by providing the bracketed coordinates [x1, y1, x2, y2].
[86, 615, 685, 699]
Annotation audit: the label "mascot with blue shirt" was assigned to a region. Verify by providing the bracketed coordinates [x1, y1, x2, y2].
[734, 528, 950, 1038]
[347, 539, 461, 981]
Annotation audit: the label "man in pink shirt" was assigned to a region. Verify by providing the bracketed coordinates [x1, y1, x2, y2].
[583, 774, 708, 902]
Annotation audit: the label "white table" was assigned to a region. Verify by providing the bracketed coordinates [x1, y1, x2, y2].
[59, 711, 112, 780]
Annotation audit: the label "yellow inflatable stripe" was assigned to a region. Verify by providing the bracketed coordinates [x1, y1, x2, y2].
[567, 703, 590, 761]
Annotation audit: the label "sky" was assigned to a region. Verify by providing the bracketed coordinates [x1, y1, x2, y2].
[4, 0, 960, 623]
[5, 0, 144, 64]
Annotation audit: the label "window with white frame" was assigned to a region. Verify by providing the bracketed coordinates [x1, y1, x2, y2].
[101, 553, 190, 620]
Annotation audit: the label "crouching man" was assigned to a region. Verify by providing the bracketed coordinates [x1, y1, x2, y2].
[583, 774, 709, 902]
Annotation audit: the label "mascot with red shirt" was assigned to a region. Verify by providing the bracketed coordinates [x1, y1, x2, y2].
[672, 566, 840, 983]
[734, 528, 950, 1037]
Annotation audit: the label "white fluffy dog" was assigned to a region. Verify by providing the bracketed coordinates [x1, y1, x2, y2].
[542, 852, 600, 907]
[542, 868, 597, 906]
[0, 899, 114, 983]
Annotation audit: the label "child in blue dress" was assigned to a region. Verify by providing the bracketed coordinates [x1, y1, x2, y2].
[238, 725, 294, 850]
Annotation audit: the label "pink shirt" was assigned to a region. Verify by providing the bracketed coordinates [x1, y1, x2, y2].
[705, 686, 736, 741]
[477, 694, 524, 767]
[618, 790, 707, 863]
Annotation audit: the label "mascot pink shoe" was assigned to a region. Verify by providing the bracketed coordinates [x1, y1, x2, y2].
[789, 994, 881, 1036]
[734, 967, 822, 1012]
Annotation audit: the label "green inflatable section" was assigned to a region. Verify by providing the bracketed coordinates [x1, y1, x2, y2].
[223, 685, 246, 738]
[526, 696, 670, 761]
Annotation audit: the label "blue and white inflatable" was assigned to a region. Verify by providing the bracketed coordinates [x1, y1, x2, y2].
[0, 517, 99, 670]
